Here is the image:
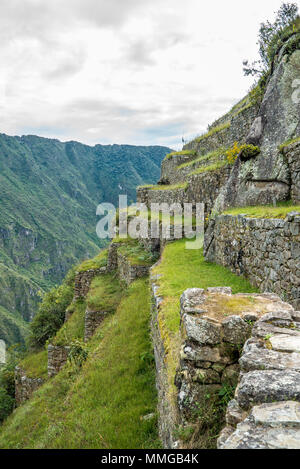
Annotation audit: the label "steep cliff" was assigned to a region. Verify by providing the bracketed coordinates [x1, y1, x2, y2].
[0, 134, 171, 345]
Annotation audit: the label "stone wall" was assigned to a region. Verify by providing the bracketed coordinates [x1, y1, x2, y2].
[137, 186, 189, 209]
[15, 367, 44, 405]
[47, 345, 70, 378]
[84, 308, 108, 342]
[219, 307, 300, 449]
[137, 166, 231, 219]
[151, 280, 295, 449]
[204, 213, 300, 309]
[184, 105, 258, 155]
[150, 270, 179, 449]
[117, 252, 150, 286]
[74, 266, 107, 299]
[283, 141, 300, 204]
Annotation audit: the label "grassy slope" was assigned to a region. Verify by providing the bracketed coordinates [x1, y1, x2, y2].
[0, 133, 170, 344]
[223, 201, 300, 219]
[0, 279, 159, 449]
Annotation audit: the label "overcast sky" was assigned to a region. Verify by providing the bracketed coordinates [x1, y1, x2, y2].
[0, 0, 298, 149]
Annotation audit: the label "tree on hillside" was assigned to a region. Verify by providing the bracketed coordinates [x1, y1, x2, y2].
[243, 2, 299, 78]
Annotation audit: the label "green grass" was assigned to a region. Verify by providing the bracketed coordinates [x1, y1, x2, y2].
[19, 350, 48, 380]
[53, 300, 86, 346]
[195, 122, 230, 144]
[279, 136, 300, 152]
[76, 250, 108, 273]
[116, 238, 157, 266]
[164, 149, 197, 161]
[138, 183, 188, 191]
[86, 274, 123, 312]
[151, 239, 258, 407]
[189, 160, 228, 176]
[0, 279, 160, 449]
[177, 147, 227, 171]
[223, 201, 300, 219]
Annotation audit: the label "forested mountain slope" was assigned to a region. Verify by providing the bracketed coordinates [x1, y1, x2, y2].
[0, 133, 171, 345]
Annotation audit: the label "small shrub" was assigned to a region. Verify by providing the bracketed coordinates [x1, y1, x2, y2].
[0, 388, 14, 423]
[226, 142, 241, 164]
[28, 267, 76, 349]
[68, 340, 89, 368]
[226, 143, 260, 164]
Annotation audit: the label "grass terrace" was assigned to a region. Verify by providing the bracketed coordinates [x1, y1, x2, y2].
[189, 160, 229, 176]
[177, 147, 227, 171]
[223, 201, 300, 219]
[76, 249, 108, 273]
[151, 239, 258, 446]
[113, 237, 158, 266]
[195, 122, 230, 144]
[0, 279, 160, 449]
[19, 350, 48, 380]
[164, 149, 197, 161]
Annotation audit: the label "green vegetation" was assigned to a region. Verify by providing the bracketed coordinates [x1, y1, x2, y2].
[0, 279, 160, 449]
[151, 239, 258, 401]
[28, 268, 76, 350]
[223, 202, 300, 219]
[0, 346, 24, 423]
[243, 4, 299, 103]
[138, 182, 188, 191]
[226, 142, 260, 164]
[195, 122, 231, 144]
[164, 149, 197, 161]
[0, 133, 170, 344]
[77, 250, 108, 273]
[279, 136, 300, 152]
[189, 160, 228, 176]
[177, 147, 226, 170]
[53, 300, 86, 347]
[19, 350, 48, 380]
[87, 274, 124, 312]
[116, 238, 158, 266]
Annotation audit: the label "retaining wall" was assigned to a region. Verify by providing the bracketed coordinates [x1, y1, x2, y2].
[204, 213, 300, 309]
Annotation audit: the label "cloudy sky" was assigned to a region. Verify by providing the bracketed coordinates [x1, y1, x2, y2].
[0, 0, 298, 149]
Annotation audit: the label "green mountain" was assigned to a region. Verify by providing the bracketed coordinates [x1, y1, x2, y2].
[0, 133, 171, 345]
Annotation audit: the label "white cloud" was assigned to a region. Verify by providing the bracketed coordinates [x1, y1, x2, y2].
[0, 0, 298, 148]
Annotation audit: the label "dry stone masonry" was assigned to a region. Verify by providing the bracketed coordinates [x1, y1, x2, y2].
[15, 367, 44, 406]
[150, 276, 300, 449]
[47, 345, 70, 378]
[84, 308, 108, 342]
[204, 213, 300, 309]
[219, 306, 300, 449]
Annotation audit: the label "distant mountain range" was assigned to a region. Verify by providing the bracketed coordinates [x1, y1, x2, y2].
[0, 133, 171, 345]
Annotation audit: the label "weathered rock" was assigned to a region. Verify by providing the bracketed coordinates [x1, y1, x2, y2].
[180, 288, 205, 315]
[270, 334, 300, 353]
[235, 370, 300, 410]
[222, 316, 252, 345]
[225, 399, 248, 427]
[240, 347, 300, 373]
[182, 315, 221, 346]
